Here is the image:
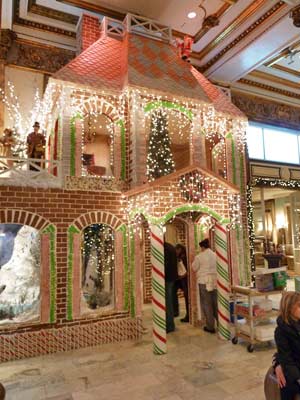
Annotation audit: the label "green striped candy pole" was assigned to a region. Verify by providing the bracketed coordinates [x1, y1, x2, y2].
[215, 223, 231, 340]
[150, 224, 166, 355]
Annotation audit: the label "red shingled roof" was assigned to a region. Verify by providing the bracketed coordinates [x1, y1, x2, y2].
[190, 67, 245, 118]
[53, 32, 245, 118]
[53, 35, 126, 91]
[127, 35, 210, 102]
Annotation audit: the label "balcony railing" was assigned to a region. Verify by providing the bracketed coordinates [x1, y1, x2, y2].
[0, 156, 62, 188]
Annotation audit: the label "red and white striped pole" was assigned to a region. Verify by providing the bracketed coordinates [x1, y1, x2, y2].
[150, 224, 167, 355]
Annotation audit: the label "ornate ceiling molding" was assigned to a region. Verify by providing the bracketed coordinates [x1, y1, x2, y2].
[193, 0, 267, 60]
[27, 0, 78, 25]
[57, 0, 126, 20]
[7, 38, 75, 73]
[248, 70, 300, 90]
[0, 30, 17, 60]
[231, 91, 300, 129]
[270, 64, 300, 78]
[238, 77, 300, 100]
[193, 3, 232, 43]
[198, 1, 287, 71]
[14, 0, 76, 37]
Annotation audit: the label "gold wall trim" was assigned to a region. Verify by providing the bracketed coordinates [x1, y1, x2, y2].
[58, 0, 126, 20]
[231, 91, 300, 130]
[238, 78, 300, 99]
[193, 3, 232, 43]
[194, 0, 267, 60]
[248, 70, 300, 90]
[28, 0, 78, 25]
[270, 64, 300, 78]
[198, 1, 286, 71]
[14, 0, 75, 38]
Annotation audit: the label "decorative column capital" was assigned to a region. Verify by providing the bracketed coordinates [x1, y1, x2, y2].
[0, 29, 16, 60]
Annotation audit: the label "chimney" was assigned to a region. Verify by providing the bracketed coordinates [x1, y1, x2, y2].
[77, 14, 101, 54]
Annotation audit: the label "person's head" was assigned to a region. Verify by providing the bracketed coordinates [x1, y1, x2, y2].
[33, 122, 40, 133]
[175, 243, 186, 257]
[279, 291, 300, 323]
[3, 128, 12, 137]
[199, 238, 210, 251]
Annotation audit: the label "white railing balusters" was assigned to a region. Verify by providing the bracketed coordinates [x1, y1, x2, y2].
[0, 156, 62, 188]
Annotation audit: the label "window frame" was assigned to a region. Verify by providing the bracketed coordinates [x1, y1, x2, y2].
[247, 122, 300, 165]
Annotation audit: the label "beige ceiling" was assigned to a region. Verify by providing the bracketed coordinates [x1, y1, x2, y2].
[75, 0, 228, 35]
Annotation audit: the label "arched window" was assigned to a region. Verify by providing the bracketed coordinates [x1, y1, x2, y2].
[82, 114, 114, 177]
[81, 223, 115, 312]
[146, 109, 191, 180]
[0, 223, 40, 324]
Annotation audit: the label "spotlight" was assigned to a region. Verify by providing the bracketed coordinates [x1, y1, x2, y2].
[187, 11, 197, 19]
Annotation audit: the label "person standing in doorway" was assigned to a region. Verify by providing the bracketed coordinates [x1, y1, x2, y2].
[164, 241, 178, 333]
[192, 238, 217, 333]
[173, 244, 189, 323]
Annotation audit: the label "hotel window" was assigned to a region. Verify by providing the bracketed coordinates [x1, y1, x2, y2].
[247, 123, 300, 165]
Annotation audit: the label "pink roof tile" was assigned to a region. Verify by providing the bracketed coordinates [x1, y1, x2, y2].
[53, 32, 245, 118]
[190, 67, 246, 118]
[53, 35, 126, 91]
[128, 35, 210, 102]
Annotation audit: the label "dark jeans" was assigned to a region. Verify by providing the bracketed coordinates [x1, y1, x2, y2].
[173, 277, 189, 318]
[199, 284, 217, 330]
[280, 384, 300, 400]
[165, 281, 175, 333]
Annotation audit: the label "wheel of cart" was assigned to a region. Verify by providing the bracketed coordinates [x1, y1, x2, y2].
[231, 337, 238, 345]
[247, 344, 254, 353]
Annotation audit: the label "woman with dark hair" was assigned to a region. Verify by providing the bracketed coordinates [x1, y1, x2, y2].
[173, 244, 189, 323]
[192, 238, 217, 333]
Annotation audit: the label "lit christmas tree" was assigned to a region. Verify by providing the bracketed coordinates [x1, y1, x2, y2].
[146, 110, 175, 181]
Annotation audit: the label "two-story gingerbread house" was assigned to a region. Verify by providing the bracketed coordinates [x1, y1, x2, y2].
[0, 13, 249, 360]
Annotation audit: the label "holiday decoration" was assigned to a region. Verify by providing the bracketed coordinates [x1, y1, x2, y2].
[146, 110, 175, 181]
[215, 223, 231, 340]
[150, 225, 166, 355]
[0, 12, 249, 361]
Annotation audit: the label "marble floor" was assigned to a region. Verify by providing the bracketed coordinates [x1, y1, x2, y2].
[0, 306, 275, 400]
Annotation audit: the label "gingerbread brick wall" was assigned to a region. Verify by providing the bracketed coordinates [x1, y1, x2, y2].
[0, 186, 141, 362]
[77, 14, 101, 54]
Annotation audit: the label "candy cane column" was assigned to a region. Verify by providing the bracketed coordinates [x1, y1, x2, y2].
[150, 224, 167, 355]
[215, 223, 231, 340]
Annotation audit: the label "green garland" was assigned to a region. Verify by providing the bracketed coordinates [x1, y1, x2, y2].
[117, 119, 126, 181]
[129, 204, 230, 226]
[129, 227, 135, 317]
[144, 100, 193, 121]
[70, 113, 83, 176]
[117, 224, 129, 311]
[67, 224, 80, 320]
[42, 224, 57, 323]
[252, 177, 300, 189]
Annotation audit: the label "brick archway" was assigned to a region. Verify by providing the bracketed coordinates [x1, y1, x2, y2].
[70, 99, 126, 180]
[72, 211, 124, 232]
[0, 209, 51, 231]
[81, 98, 121, 123]
[67, 211, 127, 320]
[0, 209, 57, 324]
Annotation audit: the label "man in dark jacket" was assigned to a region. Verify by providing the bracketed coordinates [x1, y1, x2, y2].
[164, 242, 178, 333]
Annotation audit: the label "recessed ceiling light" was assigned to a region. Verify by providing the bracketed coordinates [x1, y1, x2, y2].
[187, 11, 197, 19]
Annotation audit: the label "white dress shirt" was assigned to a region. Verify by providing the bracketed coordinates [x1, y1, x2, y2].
[192, 248, 217, 285]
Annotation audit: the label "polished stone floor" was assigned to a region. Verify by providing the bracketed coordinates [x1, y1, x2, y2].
[0, 307, 274, 400]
